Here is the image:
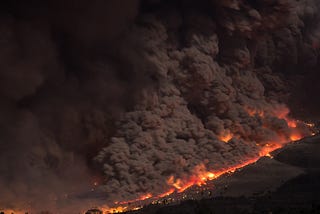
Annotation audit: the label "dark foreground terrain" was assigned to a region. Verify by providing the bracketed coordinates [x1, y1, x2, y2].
[125, 135, 320, 214]
[1, 137, 319, 214]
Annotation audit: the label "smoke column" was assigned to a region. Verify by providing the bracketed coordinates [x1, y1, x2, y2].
[0, 0, 319, 212]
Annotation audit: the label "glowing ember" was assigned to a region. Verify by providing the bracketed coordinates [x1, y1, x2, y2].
[87, 205, 143, 214]
[101, 206, 129, 214]
[101, 143, 295, 212]
[115, 193, 152, 205]
[7, 107, 312, 214]
[99, 106, 315, 213]
[305, 122, 315, 128]
[265, 153, 274, 158]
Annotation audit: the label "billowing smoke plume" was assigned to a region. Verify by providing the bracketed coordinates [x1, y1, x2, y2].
[94, 0, 319, 202]
[0, 0, 319, 212]
[0, 0, 141, 212]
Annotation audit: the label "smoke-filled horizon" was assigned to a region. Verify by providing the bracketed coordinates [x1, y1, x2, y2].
[0, 0, 320, 213]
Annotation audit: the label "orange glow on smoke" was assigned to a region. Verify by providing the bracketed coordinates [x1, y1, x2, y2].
[0, 210, 26, 214]
[286, 119, 297, 128]
[5, 106, 313, 214]
[93, 105, 314, 213]
[290, 133, 302, 141]
[163, 143, 283, 195]
[245, 107, 265, 117]
[107, 138, 295, 212]
[218, 130, 233, 142]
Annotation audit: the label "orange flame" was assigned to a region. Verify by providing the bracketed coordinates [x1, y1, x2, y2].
[157, 189, 175, 198]
[6, 105, 316, 214]
[99, 105, 314, 213]
[0, 209, 26, 214]
[290, 133, 302, 141]
[115, 193, 152, 205]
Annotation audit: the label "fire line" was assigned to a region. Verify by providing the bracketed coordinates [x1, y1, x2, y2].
[99, 110, 316, 214]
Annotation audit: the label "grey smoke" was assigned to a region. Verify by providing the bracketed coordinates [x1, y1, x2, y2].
[0, 0, 319, 213]
[95, 0, 318, 202]
[0, 0, 141, 212]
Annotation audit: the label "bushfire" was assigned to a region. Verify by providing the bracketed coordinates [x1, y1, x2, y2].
[1, 108, 316, 214]
[91, 107, 316, 214]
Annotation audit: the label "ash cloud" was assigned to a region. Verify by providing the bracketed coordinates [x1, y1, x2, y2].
[0, 0, 143, 212]
[0, 0, 319, 212]
[95, 0, 319, 202]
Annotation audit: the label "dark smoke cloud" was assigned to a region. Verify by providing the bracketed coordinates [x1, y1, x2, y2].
[0, 0, 142, 212]
[0, 0, 319, 212]
[95, 0, 318, 202]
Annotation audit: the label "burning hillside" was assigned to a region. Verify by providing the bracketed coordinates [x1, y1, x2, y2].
[111, 134, 320, 214]
[1, 0, 320, 213]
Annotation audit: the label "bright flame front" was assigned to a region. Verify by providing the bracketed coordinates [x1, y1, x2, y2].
[99, 105, 315, 213]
